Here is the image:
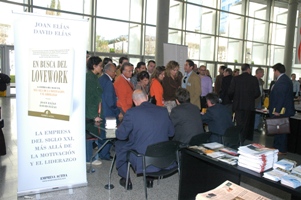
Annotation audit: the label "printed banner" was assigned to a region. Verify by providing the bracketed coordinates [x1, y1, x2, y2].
[28, 48, 73, 121]
[13, 12, 88, 196]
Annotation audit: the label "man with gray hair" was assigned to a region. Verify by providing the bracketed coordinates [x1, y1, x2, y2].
[98, 63, 121, 161]
[115, 89, 174, 190]
[254, 68, 264, 131]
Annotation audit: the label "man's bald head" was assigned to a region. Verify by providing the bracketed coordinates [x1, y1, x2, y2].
[132, 89, 148, 106]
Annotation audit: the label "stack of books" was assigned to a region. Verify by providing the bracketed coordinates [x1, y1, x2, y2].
[189, 143, 238, 165]
[237, 143, 278, 173]
[273, 159, 296, 171]
[280, 164, 301, 188]
[263, 167, 290, 182]
[291, 165, 301, 176]
[263, 161, 301, 189]
[280, 173, 301, 188]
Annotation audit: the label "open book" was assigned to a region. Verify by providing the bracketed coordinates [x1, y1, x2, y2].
[195, 180, 270, 200]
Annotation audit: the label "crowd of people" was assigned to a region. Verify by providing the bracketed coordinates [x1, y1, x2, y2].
[85, 53, 298, 189]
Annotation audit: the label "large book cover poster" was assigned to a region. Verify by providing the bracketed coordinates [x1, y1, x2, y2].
[14, 12, 87, 196]
[28, 48, 74, 121]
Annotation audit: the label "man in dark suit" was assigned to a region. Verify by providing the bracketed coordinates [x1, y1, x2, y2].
[219, 68, 233, 112]
[115, 89, 174, 190]
[98, 63, 122, 161]
[269, 63, 295, 154]
[201, 93, 233, 143]
[99, 63, 121, 120]
[170, 88, 204, 144]
[228, 64, 260, 143]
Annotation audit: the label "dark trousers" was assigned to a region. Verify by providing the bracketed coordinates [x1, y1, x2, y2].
[200, 96, 207, 109]
[274, 134, 287, 153]
[235, 110, 255, 144]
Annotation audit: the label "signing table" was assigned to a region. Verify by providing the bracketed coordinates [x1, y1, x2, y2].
[179, 148, 301, 200]
[85, 119, 117, 189]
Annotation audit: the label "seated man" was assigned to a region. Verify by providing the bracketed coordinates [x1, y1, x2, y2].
[201, 93, 233, 143]
[170, 88, 204, 144]
[115, 89, 175, 190]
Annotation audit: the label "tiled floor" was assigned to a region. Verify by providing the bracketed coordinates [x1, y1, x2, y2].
[0, 96, 300, 200]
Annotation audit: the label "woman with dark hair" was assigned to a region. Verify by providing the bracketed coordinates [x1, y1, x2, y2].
[135, 71, 150, 95]
[150, 66, 165, 106]
[162, 60, 182, 113]
[86, 56, 103, 165]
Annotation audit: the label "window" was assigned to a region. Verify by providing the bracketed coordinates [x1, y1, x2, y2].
[246, 42, 267, 65]
[96, 19, 129, 53]
[269, 45, 284, 65]
[144, 26, 156, 56]
[168, 29, 182, 45]
[33, 0, 90, 15]
[247, 19, 267, 43]
[273, 6, 287, 24]
[185, 33, 214, 61]
[145, 0, 157, 25]
[0, 3, 25, 45]
[248, 1, 267, 20]
[271, 23, 286, 46]
[169, 0, 183, 29]
[97, 0, 130, 20]
[220, 0, 242, 15]
[219, 12, 242, 39]
[186, 5, 216, 35]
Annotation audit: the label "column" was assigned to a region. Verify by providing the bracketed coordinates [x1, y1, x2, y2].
[283, 0, 298, 76]
[155, 0, 170, 66]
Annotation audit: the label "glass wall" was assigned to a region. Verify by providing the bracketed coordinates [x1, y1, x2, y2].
[0, 0, 299, 88]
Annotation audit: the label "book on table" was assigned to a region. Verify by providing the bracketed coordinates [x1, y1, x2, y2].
[217, 154, 238, 165]
[273, 159, 297, 171]
[202, 142, 224, 150]
[206, 151, 226, 159]
[237, 143, 278, 173]
[263, 167, 290, 182]
[292, 165, 301, 176]
[280, 173, 301, 189]
[219, 147, 239, 156]
[188, 145, 214, 155]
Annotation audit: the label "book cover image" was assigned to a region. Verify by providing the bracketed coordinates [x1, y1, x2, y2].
[28, 48, 74, 121]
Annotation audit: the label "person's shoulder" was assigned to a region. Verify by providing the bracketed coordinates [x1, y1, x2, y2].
[152, 78, 161, 87]
[176, 103, 198, 112]
[114, 75, 124, 85]
[190, 72, 200, 81]
[185, 102, 199, 109]
[191, 72, 198, 77]
[99, 74, 109, 82]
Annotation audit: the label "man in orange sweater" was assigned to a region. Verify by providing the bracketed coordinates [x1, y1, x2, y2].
[114, 62, 134, 114]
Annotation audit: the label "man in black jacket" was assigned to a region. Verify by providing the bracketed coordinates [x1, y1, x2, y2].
[228, 64, 260, 144]
[170, 88, 204, 144]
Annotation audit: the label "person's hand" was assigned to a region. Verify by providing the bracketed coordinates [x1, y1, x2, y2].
[94, 116, 102, 122]
[118, 113, 123, 120]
